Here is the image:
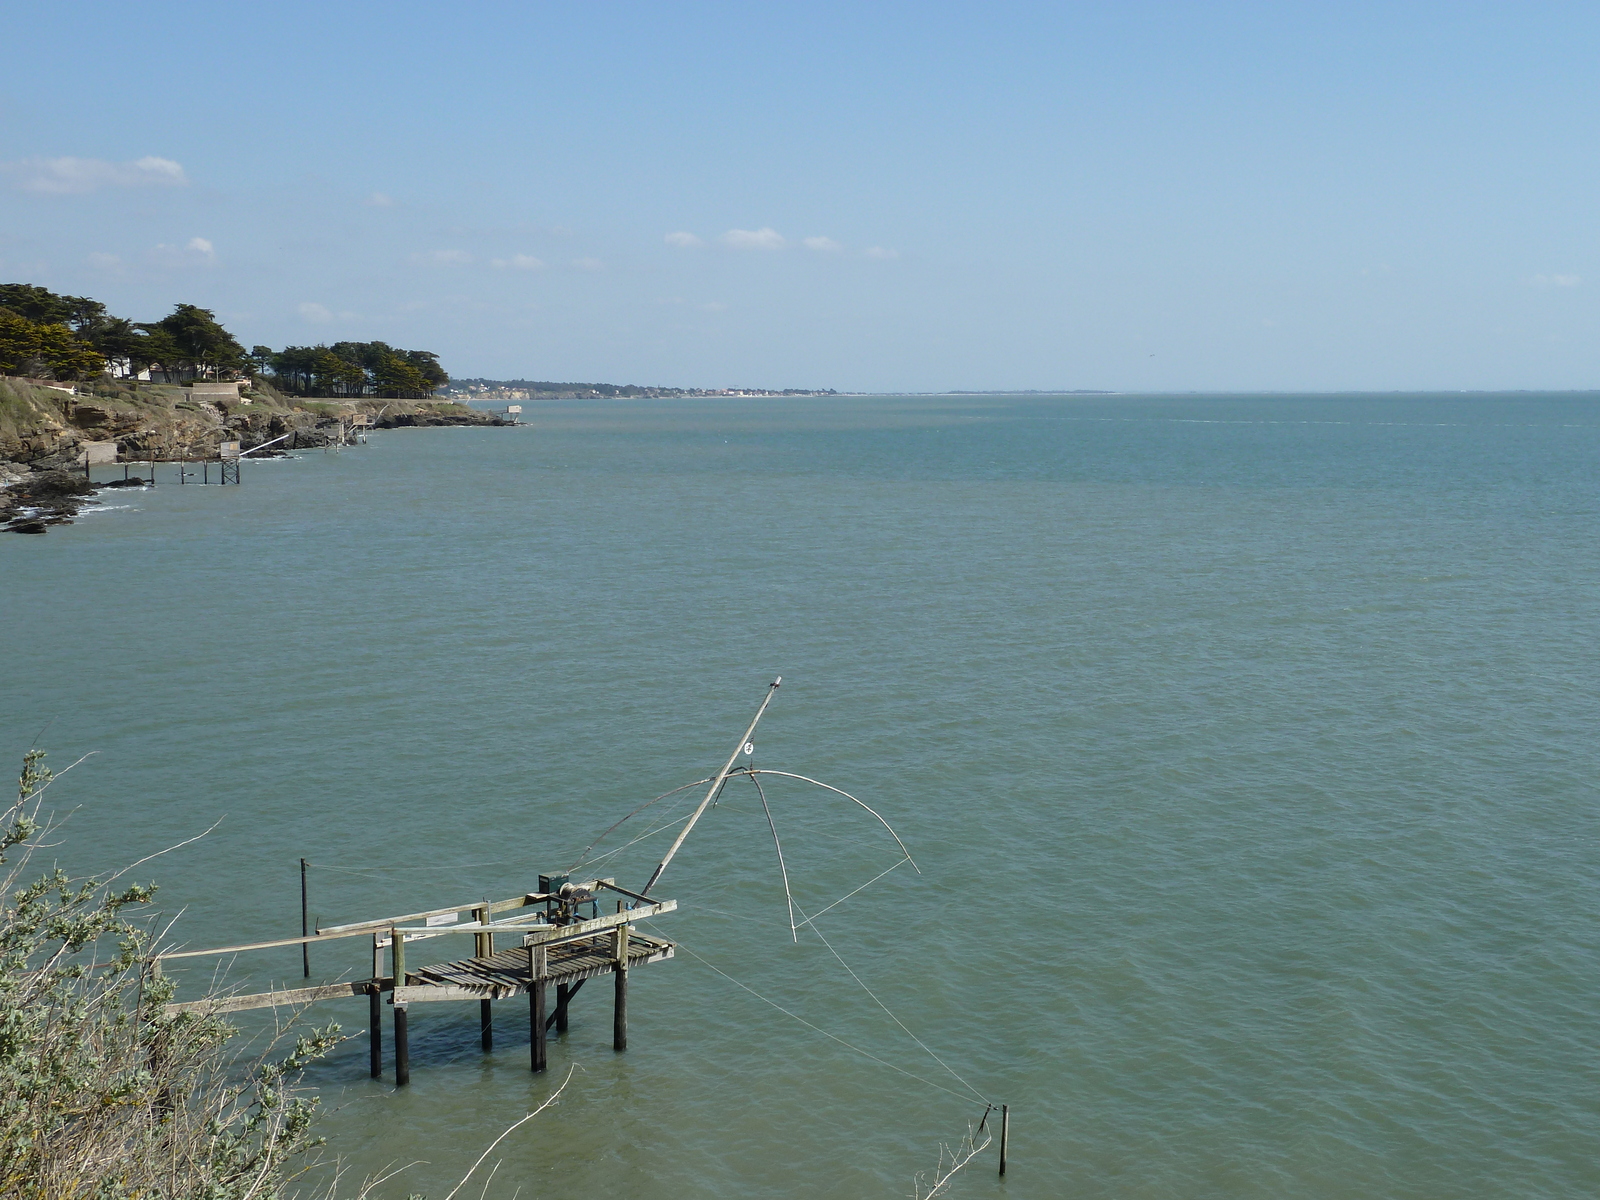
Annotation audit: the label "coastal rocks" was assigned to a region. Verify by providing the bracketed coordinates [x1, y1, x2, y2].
[2, 469, 97, 534]
[374, 408, 502, 429]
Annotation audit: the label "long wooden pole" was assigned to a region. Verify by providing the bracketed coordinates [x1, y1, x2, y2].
[613, 923, 629, 1051]
[369, 985, 382, 1078]
[999, 1105, 1009, 1176]
[392, 928, 409, 1086]
[530, 945, 547, 1072]
[300, 859, 310, 978]
[641, 677, 781, 896]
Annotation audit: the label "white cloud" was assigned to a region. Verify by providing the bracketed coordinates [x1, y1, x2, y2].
[413, 249, 472, 265]
[148, 237, 216, 267]
[665, 231, 704, 247]
[86, 252, 122, 270]
[698, 301, 727, 312]
[2, 155, 188, 195]
[491, 254, 547, 270]
[864, 245, 898, 260]
[365, 192, 395, 207]
[1528, 273, 1580, 288]
[573, 257, 604, 271]
[802, 236, 842, 252]
[722, 227, 786, 250]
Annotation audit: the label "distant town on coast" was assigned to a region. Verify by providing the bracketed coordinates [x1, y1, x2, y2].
[445, 378, 839, 400]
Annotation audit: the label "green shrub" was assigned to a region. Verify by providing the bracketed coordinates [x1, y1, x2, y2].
[0, 751, 340, 1199]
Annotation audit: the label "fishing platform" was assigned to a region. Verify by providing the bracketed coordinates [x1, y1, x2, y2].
[158, 875, 675, 1084]
[154, 679, 790, 1085]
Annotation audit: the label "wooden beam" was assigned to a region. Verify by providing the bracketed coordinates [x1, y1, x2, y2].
[163, 979, 382, 1015]
[156, 926, 382, 960]
[316, 891, 543, 936]
[522, 900, 676, 945]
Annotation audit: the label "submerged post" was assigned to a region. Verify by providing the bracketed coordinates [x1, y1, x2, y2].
[530, 944, 547, 1072]
[999, 1105, 1009, 1177]
[300, 859, 310, 978]
[555, 983, 570, 1033]
[392, 928, 409, 1086]
[613, 921, 629, 1051]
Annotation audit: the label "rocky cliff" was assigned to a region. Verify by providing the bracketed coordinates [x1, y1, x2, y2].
[1, 376, 509, 533]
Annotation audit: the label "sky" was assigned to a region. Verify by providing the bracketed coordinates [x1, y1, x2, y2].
[4, 1, 1600, 392]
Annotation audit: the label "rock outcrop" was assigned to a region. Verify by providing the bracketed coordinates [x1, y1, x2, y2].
[1, 377, 508, 533]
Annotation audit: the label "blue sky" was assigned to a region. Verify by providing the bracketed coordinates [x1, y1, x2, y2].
[4, 2, 1599, 391]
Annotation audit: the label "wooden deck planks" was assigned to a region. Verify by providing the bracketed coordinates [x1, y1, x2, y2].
[164, 933, 673, 1014]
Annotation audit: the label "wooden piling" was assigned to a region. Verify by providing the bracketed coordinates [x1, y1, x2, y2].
[370, 933, 384, 1077]
[394, 1005, 410, 1086]
[392, 928, 409, 1086]
[369, 985, 382, 1078]
[999, 1105, 1008, 1176]
[530, 944, 547, 1072]
[555, 983, 571, 1033]
[613, 923, 629, 1052]
[472, 905, 493, 1050]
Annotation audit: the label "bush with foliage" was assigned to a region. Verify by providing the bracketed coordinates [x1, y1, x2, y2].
[0, 751, 340, 1199]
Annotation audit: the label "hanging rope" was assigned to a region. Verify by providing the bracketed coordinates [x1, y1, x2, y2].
[790, 899, 991, 1106]
[663, 935, 990, 1107]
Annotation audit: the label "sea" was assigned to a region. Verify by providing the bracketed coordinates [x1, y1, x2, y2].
[3, 392, 1598, 1199]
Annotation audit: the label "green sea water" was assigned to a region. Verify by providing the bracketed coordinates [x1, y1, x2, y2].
[3, 392, 1598, 1199]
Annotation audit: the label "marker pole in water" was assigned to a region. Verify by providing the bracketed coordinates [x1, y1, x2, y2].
[300, 859, 310, 977]
[999, 1105, 1008, 1177]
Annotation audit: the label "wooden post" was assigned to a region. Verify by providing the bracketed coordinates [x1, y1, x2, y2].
[999, 1105, 1008, 1177]
[394, 1004, 410, 1086]
[369, 934, 383, 1078]
[613, 923, 629, 1052]
[392, 928, 409, 1086]
[529, 944, 547, 1072]
[473, 904, 492, 1051]
[369, 984, 382, 1078]
[300, 859, 310, 978]
[555, 983, 570, 1033]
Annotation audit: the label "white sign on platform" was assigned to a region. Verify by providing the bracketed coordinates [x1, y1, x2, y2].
[426, 912, 461, 927]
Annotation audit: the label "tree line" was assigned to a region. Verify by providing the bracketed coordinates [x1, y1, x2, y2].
[0, 283, 448, 399]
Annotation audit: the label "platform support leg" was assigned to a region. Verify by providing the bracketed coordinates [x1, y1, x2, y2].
[369, 987, 382, 1078]
[530, 944, 547, 1072]
[481, 999, 493, 1051]
[613, 924, 629, 1052]
[394, 1005, 410, 1086]
[555, 983, 571, 1033]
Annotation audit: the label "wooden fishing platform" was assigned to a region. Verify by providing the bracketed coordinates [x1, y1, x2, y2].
[157, 876, 676, 1084]
[153, 678, 797, 1089]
